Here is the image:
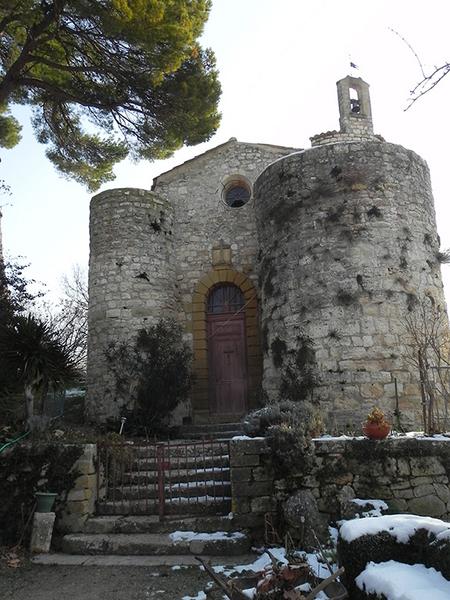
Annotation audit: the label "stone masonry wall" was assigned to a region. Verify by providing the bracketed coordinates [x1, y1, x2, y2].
[230, 437, 450, 528]
[229, 437, 275, 531]
[153, 139, 297, 337]
[255, 140, 447, 428]
[310, 437, 450, 521]
[86, 188, 176, 421]
[58, 444, 97, 533]
[153, 139, 297, 421]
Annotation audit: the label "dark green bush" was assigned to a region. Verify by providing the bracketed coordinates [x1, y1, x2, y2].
[279, 334, 319, 403]
[105, 319, 192, 435]
[0, 443, 82, 545]
[338, 529, 441, 599]
[243, 401, 316, 478]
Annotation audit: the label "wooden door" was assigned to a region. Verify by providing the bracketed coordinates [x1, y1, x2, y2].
[207, 313, 247, 416]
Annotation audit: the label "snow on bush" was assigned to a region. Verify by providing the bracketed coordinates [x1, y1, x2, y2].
[340, 514, 450, 544]
[356, 560, 450, 600]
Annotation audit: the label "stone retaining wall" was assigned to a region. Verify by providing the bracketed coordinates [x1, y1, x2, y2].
[58, 444, 98, 533]
[229, 437, 275, 530]
[230, 437, 450, 525]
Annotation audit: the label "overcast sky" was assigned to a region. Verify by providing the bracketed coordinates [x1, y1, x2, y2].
[2, 0, 450, 304]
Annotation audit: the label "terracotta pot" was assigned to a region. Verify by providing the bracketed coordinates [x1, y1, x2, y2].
[362, 421, 391, 440]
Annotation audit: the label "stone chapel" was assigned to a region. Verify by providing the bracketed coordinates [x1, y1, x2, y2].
[86, 76, 447, 428]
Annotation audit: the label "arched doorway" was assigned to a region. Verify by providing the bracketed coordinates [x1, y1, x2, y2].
[206, 284, 247, 416]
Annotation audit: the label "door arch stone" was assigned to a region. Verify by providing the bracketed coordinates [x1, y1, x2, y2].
[191, 268, 261, 423]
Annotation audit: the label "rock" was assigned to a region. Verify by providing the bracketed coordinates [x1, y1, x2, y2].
[283, 490, 327, 549]
[30, 512, 56, 553]
[408, 495, 446, 518]
[337, 485, 357, 520]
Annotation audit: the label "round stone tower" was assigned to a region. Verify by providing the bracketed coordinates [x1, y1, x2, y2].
[86, 188, 176, 422]
[255, 76, 447, 427]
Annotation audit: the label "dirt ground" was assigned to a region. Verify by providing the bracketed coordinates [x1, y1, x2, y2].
[0, 563, 211, 600]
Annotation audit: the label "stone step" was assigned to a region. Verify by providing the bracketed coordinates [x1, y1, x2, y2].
[181, 432, 242, 440]
[128, 442, 230, 459]
[32, 553, 258, 567]
[119, 466, 230, 485]
[131, 454, 230, 471]
[105, 481, 231, 501]
[61, 531, 250, 556]
[183, 423, 243, 433]
[96, 497, 232, 516]
[84, 515, 238, 535]
[180, 424, 243, 440]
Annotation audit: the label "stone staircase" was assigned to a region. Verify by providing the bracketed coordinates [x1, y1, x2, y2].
[61, 515, 250, 556]
[59, 437, 253, 561]
[180, 422, 243, 440]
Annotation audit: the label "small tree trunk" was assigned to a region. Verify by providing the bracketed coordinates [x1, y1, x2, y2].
[24, 383, 35, 430]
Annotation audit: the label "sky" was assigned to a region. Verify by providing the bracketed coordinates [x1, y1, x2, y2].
[1, 0, 450, 304]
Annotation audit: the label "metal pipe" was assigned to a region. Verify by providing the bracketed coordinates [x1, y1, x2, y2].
[0, 430, 30, 454]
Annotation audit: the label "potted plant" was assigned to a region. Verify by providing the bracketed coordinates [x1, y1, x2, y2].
[362, 407, 391, 440]
[35, 491, 58, 513]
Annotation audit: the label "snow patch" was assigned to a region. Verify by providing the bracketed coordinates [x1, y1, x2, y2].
[214, 547, 289, 576]
[351, 498, 388, 518]
[170, 531, 246, 543]
[356, 561, 450, 600]
[340, 514, 450, 544]
[231, 435, 265, 441]
[181, 592, 207, 600]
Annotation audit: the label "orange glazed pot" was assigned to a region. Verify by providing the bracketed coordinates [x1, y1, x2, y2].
[362, 421, 391, 440]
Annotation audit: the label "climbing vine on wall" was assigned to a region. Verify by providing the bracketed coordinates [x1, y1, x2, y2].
[105, 319, 192, 434]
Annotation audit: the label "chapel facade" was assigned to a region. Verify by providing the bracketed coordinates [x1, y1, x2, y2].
[86, 77, 447, 428]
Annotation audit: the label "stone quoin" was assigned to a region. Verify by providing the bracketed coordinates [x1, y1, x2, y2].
[86, 76, 448, 428]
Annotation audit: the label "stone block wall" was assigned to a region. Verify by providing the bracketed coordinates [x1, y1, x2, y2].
[229, 437, 275, 529]
[153, 139, 297, 422]
[58, 444, 98, 533]
[255, 140, 447, 427]
[230, 437, 450, 527]
[310, 131, 380, 147]
[86, 188, 176, 421]
[310, 437, 450, 521]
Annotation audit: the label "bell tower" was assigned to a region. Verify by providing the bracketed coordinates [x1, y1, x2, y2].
[337, 76, 373, 136]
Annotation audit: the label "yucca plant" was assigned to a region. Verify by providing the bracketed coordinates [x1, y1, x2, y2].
[0, 315, 79, 430]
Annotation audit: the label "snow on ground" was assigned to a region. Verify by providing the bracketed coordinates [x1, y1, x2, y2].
[212, 546, 289, 576]
[340, 514, 450, 544]
[403, 432, 450, 441]
[181, 592, 206, 600]
[356, 561, 450, 600]
[170, 531, 246, 543]
[231, 436, 265, 441]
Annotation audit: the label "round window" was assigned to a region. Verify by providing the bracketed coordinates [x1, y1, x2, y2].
[223, 179, 251, 208]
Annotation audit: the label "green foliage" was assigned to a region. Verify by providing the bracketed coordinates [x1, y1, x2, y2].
[0, 258, 41, 322]
[0, 443, 82, 545]
[268, 421, 315, 478]
[279, 334, 319, 402]
[243, 400, 313, 437]
[0, 104, 21, 148]
[0, 259, 45, 405]
[0, 314, 79, 427]
[105, 318, 192, 434]
[0, 1, 221, 190]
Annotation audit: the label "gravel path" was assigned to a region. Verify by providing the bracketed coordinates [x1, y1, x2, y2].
[0, 563, 210, 600]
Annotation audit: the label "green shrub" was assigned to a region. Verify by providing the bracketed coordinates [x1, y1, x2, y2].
[0, 443, 82, 545]
[105, 319, 192, 434]
[267, 421, 315, 478]
[279, 334, 319, 403]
